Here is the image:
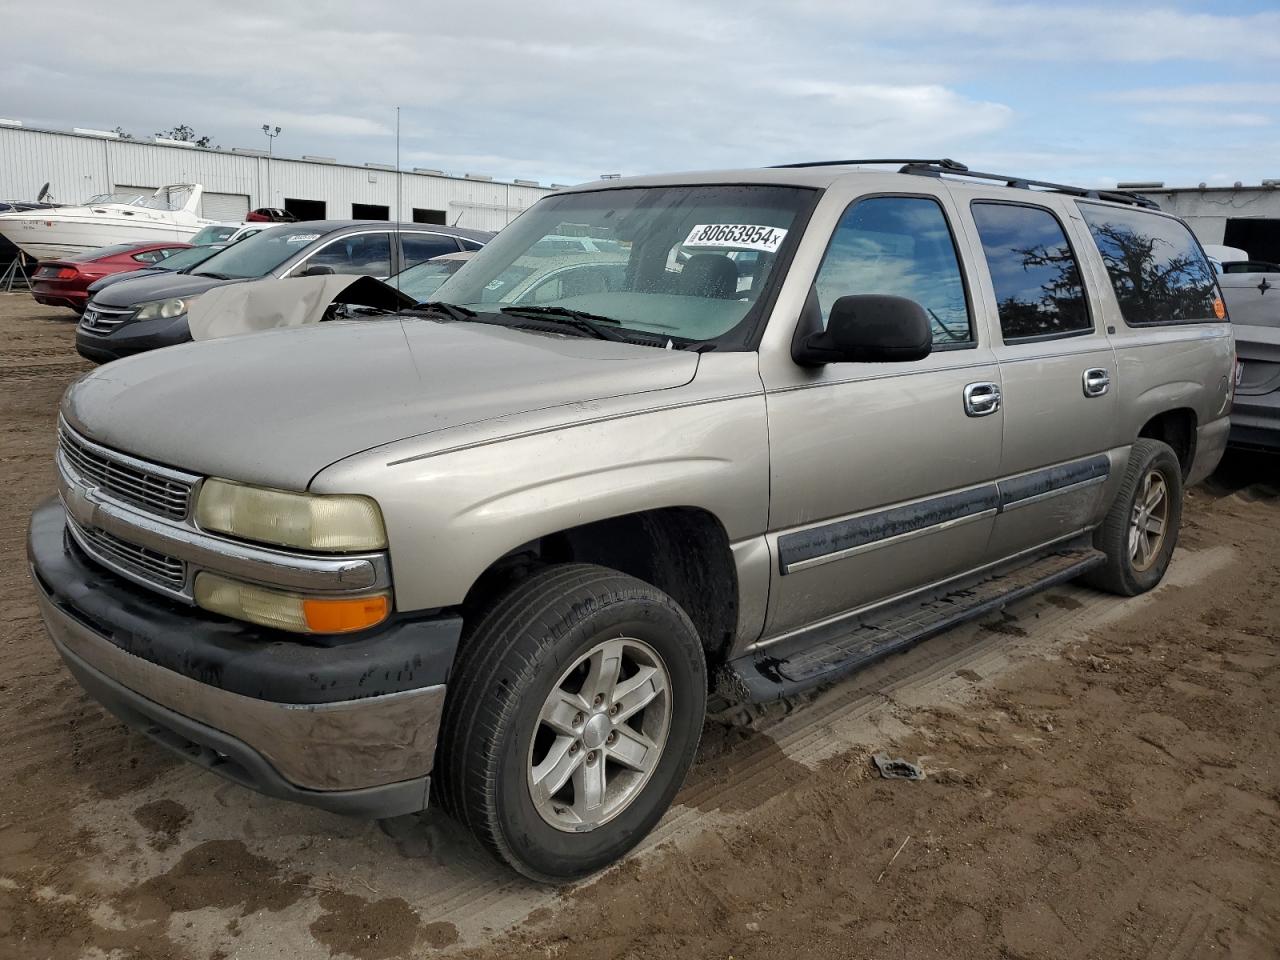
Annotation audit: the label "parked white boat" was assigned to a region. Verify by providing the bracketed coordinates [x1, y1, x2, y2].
[0, 184, 212, 260]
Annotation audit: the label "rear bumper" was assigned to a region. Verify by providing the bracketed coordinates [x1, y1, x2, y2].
[31, 284, 87, 311]
[29, 498, 462, 818]
[1229, 393, 1280, 451]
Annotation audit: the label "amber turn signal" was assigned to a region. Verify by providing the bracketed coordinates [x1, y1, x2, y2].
[194, 572, 390, 634]
[303, 594, 391, 633]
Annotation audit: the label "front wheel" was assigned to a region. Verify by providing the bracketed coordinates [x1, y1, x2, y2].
[1084, 438, 1183, 596]
[435, 564, 706, 882]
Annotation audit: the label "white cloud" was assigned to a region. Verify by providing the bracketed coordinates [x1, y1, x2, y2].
[1, 0, 1278, 186]
[789, 0, 1280, 63]
[1135, 109, 1271, 128]
[1105, 83, 1280, 104]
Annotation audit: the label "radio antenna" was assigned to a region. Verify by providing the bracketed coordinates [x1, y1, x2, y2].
[394, 106, 401, 292]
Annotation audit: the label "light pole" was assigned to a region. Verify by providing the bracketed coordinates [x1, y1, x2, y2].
[262, 124, 281, 207]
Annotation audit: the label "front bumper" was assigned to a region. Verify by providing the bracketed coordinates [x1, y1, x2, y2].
[29, 498, 463, 818]
[75, 312, 192, 363]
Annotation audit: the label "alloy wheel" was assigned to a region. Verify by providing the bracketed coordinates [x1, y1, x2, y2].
[527, 636, 672, 833]
[1129, 469, 1169, 572]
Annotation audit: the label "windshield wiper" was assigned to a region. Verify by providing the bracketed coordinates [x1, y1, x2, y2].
[408, 301, 477, 322]
[194, 271, 236, 280]
[498, 305, 631, 342]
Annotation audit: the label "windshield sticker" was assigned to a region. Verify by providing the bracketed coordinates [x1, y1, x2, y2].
[684, 224, 787, 253]
[286, 233, 321, 243]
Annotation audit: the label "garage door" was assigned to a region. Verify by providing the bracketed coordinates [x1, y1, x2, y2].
[201, 192, 250, 222]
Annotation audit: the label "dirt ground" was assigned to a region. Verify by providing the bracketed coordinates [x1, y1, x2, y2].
[0, 293, 1276, 960]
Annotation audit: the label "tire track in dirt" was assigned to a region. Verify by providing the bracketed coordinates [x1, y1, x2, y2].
[1, 298, 1276, 959]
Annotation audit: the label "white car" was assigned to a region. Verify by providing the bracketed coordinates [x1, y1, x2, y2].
[189, 223, 272, 246]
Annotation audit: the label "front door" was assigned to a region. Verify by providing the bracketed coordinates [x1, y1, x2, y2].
[759, 189, 1004, 639]
[958, 197, 1119, 560]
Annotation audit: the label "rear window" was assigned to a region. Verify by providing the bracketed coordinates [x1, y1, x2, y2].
[1078, 204, 1220, 325]
[971, 202, 1091, 342]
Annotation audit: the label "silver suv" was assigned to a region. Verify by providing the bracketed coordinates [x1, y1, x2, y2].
[29, 159, 1234, 882]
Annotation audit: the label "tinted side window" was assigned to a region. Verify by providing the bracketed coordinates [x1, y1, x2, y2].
[815, 196, 972, 346]
[971, 202, 1091, 341]
[402, 233, 460, 268]
[1078, 204, 1219, 325]
[306, 233, 392, 276]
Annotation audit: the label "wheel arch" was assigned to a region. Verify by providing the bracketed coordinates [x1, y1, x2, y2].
[460, 506, 741, 666]
[1137, 406, 1197, 479]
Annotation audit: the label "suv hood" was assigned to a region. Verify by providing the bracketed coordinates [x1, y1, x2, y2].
[62, 319, 699, 489]
[89, 271, 240, 307]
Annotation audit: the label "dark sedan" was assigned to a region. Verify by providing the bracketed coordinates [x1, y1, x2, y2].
[84, 244, 225, 297]
[76, 221, 493, 363]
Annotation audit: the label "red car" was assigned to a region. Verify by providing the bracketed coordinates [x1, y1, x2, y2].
[31, 242, 192, 313]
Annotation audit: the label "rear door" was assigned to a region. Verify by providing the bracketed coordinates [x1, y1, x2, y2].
[760, 186, 1004, 637]
[956, 194, 1119, 559]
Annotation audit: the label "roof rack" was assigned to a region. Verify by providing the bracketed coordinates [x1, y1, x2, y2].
[771, 158, 970, 172]
[898, 161, 1160, 209]
[770, 158, 1160, 210]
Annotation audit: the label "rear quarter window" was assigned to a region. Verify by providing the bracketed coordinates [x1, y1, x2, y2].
[1078, 203, 1220, 325]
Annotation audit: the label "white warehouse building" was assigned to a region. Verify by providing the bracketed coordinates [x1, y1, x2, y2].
[1124, 180, 1280, 264]
[0, 121, 555, 231]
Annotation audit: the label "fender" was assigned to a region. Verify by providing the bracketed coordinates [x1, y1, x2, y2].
[311, 355, 770, 612]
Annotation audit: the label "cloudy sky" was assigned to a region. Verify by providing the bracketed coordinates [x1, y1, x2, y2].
[2, 0, 1278, 187]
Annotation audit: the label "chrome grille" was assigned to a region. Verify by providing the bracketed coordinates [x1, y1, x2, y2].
[68, 516, 186, 589]
[58, 425, 195, 521]
[79, 302, 136, 332]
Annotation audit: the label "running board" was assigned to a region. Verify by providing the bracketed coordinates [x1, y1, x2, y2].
[723, 547, 1106, 703]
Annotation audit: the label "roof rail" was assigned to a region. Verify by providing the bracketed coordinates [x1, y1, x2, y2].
[771, 158, 970, 172]
[898, 161, 1160, 209]
[771, 158, 1160, 210]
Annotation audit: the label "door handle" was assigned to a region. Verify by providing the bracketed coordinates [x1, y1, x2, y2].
[963, 381, 1001, 417]
[1083, 368, 1111, 398]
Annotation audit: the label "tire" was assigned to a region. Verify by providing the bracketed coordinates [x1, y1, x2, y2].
[434, 563, 707, 882]
[1084, 438, 1183, 596]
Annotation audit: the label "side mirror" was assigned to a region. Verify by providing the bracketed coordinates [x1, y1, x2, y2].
[300, 263, 336, 277]
[794, 294, 933, 365]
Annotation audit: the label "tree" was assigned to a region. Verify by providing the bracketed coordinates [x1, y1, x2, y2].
[154, 124, 218, 149]
[112, 126, 134, 140]
[1013, 223, 1216, 326]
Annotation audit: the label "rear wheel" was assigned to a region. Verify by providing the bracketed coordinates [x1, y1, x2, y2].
[435, 563, 706, 882]
[1084, 438, 1183, 596]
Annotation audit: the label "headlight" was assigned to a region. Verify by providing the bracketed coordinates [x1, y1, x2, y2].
[134, 297, 194, 321]
[194, 572, 389, 634]
[195, 479, 387, 551]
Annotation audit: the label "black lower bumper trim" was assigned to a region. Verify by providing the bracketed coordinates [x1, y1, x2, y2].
[1228, 422, 1280, 452]
[29, 497, 463, 704]
[56, 632, 430, 818]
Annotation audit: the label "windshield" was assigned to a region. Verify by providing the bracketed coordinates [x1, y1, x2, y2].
[83, 191, 149, 206]
[394, 255, 472, 302]
[154, 245, 220, 272]
[191, 224, 239, 245]
[434, 184, 813, 345]
[191, 226, 322, 279]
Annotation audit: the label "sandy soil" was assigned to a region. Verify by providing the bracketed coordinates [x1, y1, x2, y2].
[0, 293, 1276, 959]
